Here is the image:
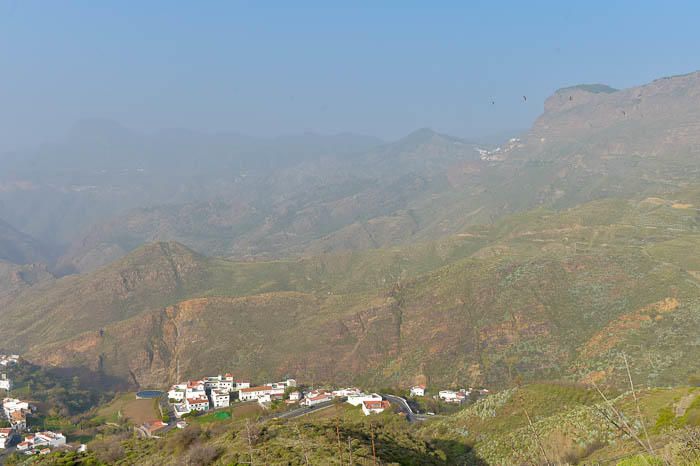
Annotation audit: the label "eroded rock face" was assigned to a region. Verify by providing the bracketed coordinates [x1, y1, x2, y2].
[527, 72, 700, 153]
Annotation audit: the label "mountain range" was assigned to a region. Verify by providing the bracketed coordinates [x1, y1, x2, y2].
[2, 71, 700, 394]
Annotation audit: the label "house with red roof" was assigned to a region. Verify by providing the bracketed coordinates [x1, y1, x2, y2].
[361, 400, 391, 416]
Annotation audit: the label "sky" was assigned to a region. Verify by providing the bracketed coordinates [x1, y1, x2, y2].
[1, 0, 700, 151]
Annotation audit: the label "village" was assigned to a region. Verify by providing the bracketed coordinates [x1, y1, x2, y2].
[0, 355, 73, 457]
[158, 372, 490, 435]
[0, 353, 490, 454]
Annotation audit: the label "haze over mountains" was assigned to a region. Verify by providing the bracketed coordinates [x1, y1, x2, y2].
[2, 71, 700, 392]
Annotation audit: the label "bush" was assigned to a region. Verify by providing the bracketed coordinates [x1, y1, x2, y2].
[89, 437, 126, 463]
[187, 444, 220, 466]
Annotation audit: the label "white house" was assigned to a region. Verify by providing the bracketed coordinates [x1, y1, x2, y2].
[332, 387, 361, 398]
[33, 431, 66, 448]
[0, 355, 19, 367]
[233, 380, 251, 390]
[438, 390, 466, 403]
[410, 385, 426, 397]
[210, 389, 230, 409]
[238, 385, 285, 402]
[2, 398, 29, 415]
[186, 380, 206, 397]
[204, 374, 235, 393]
[362, 400, 391, 416]
[288, 391, 302, 402]
[346, 393, 382, 407]
[303, 392, 333, 407]
[173, 403, 191, 418]
[0, 427, 12, 449]
[185, 395, 209, 412]
[17, 431, 66, 451]
[0, 376, 11, 391]
[168, 383, 187, 402]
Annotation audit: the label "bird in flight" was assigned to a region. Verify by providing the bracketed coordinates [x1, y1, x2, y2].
[523, 95, 527, 101]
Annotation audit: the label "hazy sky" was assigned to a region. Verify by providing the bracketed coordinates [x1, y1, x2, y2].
[2, 0, 699, 151]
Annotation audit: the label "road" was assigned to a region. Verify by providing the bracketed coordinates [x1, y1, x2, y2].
[269, 399, 339, 420]
[381, 394, 427, 422]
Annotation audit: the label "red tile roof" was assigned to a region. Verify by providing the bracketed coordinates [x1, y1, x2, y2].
[186, 397, 208, 405]
[363, 400, 390, 410]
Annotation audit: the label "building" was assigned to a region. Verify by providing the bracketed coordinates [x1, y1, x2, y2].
[3, 398, 29, 431]
[238, 385, 285, 402]
[173, 403, 190, 418]
[346, 393, 382, 407]
[167, 383, 187, 402]
[0, 374, 11, 391]
[332, 387, 361, 398]
[176, 421, 188, 429]
[302, 392, 332, 407]
[0, 427, 12, 449]
[0, 355, 19, 367]
[438, 390, 467, 403]
[410, 385, 426, 397]
[10, 411, 26, 431]
[288, 391, 301, 402]
[17, 431, 66, 451]
[2, 398, 29, 415]
[210, 389, 230, 409]
[204, 374, 235, 393]
[33, 431, 66, 448]
[362, 400, 391, 416]
[233, 380, 251, 390]
[185, 395, 209, 412]
[144, 421, 168, 436]
[186, 380, 206, 396]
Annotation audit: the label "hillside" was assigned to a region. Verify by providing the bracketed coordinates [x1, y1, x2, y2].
[3, 187, 700, 391]
[0, 217, 50, 265]
[421, 382, 700, 465]
[26, 382, 700, 465]
[55, 129, 481, 272]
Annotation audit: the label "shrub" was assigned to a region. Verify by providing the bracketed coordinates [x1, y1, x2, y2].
[89, 437, 126, 463]
[187, 444, 220, 466]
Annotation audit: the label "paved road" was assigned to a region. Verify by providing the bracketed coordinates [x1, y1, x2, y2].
[381, 394, 427, 422]
[269, 399, 339, 420]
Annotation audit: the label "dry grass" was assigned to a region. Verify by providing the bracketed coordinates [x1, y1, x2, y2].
[97, 392, 159, 425]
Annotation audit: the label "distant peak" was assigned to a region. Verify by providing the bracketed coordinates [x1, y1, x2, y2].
[556, 83, 618, 95]
[396, 128, 458, 147]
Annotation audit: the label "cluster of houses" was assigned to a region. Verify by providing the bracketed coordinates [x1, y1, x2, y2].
[409, 384, 489, 404]
[15, 431, 67, 455]
[166, 373, 395, 418]
[0, 355, 19, 367]
[1, 395, 67, 455]
[282, 387, 390, 416]
[167, 373, 298, 418]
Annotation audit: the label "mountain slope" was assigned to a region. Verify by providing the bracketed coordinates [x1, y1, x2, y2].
[0, 217, 50, 265]
[4, 189, 700, 390]
[57, 130, 481, 271]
